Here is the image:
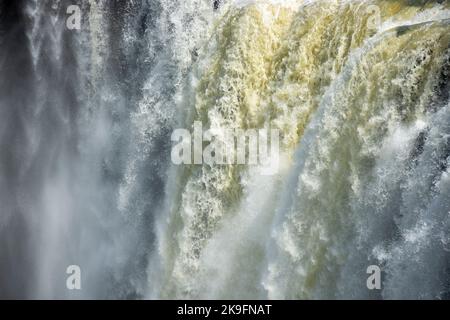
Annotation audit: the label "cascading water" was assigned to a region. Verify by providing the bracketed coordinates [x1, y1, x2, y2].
[0, 0, 449, 299]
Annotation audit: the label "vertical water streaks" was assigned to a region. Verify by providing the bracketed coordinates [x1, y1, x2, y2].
[0, 0, 449, 299]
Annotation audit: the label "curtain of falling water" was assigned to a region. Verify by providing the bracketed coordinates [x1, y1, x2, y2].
[0, 0, 450, 300]
[0, 0, 217, 299]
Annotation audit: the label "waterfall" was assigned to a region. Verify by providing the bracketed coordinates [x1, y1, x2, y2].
[0, 0, 449, 299]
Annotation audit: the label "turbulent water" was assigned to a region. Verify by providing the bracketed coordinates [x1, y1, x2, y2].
[0, 0, 450, 299]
